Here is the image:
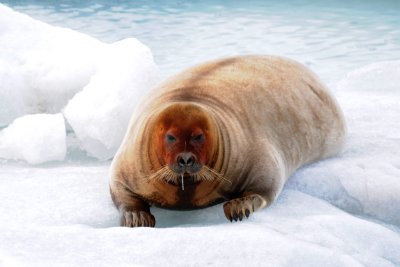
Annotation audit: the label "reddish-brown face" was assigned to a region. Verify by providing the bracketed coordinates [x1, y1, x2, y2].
[152, 103, 216, 175]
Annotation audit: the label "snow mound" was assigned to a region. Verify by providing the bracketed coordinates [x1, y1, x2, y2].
[335, 60, 400, 94]
[63, 38, 160, 160]
[0, 4, 103, 126]
[0, 4, 160, 161]
[0, 113, 66, 164]
[288, 60, 400, 226]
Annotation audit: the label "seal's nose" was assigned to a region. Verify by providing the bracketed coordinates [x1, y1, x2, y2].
[177, 152, 196, 167]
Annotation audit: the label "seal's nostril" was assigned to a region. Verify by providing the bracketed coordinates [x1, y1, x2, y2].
[178, 157, 186, 166]
[186, 156, 194, 166]
[177, 153, 196, 167]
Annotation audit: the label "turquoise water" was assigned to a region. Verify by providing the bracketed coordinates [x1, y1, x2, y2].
[4, 0, 400, 82]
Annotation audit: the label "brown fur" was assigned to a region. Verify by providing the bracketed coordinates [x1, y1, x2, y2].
[109, 55, 346, 227]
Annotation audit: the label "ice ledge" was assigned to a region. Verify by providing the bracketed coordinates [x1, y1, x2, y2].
[0, 4, 160, 164]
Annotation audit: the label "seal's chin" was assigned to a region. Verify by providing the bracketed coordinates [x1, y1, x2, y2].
[175, 170, 201, 186]
[168, 170, 202, 188]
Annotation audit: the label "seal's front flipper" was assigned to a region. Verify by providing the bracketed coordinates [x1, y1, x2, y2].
[119, 198, 155, 227]
[223, 194, 267, 222]
[110, 181, 156, 227]
[120, 209, 155, 227]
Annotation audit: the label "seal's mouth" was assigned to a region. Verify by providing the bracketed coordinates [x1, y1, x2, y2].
[170, 163, 202, 176]
[168, 162, 203, 190]
[148, 165, 231, 191]
[167, 172, 201, 190]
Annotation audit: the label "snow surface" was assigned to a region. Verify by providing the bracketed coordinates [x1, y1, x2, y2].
[0, 4, 159, 161]
[63, 38, 160, 160]
[1, 4, 400, 267]
[0, 113, 66, 165]
[287, 60, 400, 227]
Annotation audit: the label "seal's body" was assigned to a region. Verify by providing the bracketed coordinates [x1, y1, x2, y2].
[110, 55, 346, 227]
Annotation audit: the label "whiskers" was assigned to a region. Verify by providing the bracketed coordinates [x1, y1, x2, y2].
[147, 166, 178, 184]
[195, 166, 232, 185]
[147, 165, 231, 186]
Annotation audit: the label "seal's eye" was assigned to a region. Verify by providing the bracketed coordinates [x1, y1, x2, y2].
[165, 134, 176, 143]
[192, 134, 205, 143]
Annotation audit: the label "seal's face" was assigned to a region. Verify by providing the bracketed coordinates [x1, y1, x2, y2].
[163, 124, 206, 175]
[154, 103, 214, 175]
[148, 103, 223, 187]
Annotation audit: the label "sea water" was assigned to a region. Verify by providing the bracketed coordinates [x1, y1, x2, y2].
[3, 0, 400, 83]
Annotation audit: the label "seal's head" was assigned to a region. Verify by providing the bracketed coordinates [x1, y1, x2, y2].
[149, 102, 221, 186]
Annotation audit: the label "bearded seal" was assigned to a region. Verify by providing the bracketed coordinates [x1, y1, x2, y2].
[109, 55, 346, 227]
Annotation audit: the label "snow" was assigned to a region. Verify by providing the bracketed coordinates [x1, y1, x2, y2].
[286, 60, 400, 226]
[0, 113, 66, 164]
[0, 3, 160, 161]
[0, 4, 102, 126]
[1, 4, 400, 267]
[63, 38, 160, 160]
[0, 164, 399, 266]
[335, 60, 400, 95]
